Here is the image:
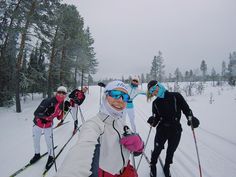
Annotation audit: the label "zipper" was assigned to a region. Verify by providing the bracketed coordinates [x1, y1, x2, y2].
[112, 120, 125, 167]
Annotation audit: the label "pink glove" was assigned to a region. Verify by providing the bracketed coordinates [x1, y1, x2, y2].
[120, 134, 144, 153]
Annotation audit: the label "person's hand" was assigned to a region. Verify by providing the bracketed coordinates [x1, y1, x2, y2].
[187, 116, 200, 128]
[64, 101, 70, 111]
[147, 116, 158, 127]
[41, 118, 49, 124]
[120, 134, 144, 154]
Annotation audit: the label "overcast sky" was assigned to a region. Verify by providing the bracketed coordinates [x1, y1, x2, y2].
[64, 0, 236, 80]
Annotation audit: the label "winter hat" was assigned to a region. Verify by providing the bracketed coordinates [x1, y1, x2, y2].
[57, 86, 67, 93]
[104, 80, 128, 93]
[147, 80, 158, 90]
[132, 76, 139, 83]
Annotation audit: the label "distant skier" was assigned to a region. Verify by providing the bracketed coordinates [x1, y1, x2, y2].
[29, 86, 69, 170]
[146, 80, 200, 177]
[125, 76, 145, 132]
[67, 86, 88, 133]
[54, 80, 144, 177]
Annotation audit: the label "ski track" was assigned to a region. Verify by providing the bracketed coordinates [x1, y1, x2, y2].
[173, 151, 196, 177]
[177, 147, 212, 177]
[197, 134, 236, 166]
[1, 84, 236, 177]
[199, 127, 236, 147]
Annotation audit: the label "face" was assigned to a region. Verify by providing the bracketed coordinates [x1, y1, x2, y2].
[106, 88, 128, 111]
[56, 91, 67, 102]
[82, 87, 88, 93]
[131, 79, 139, 86]
[149, 85, 159, 97]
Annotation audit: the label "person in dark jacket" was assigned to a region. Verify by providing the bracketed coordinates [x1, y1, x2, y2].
[68, 86, 88, 133]
[30, 86, 69, 170]
[146, 80, 200, 177]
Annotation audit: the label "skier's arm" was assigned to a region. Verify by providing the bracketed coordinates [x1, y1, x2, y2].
[176, 93, 193, 118]
[147, 101, 161, 127]
[69, 89, 77, 99]
[75, 90, 86, 105]
[34, 99, 51, 118]
[54, 119, 104, 177]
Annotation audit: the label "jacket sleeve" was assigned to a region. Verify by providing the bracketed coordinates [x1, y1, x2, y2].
[34, 99, 51, 118]
[152, 100, 161, 122]
[54, 118, 104, 177]
[75, 90, 86, 105]
[176, 93, 193, 118]
[69, 89, 77, 99]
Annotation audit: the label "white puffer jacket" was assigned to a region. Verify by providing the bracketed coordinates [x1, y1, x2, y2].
[54, 112, 130, 177]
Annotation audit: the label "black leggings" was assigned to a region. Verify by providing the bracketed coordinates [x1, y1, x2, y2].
[151, 125, 181, 165]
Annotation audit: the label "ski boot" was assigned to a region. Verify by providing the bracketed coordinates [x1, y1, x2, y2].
[30, 153, 40, 164]
[150, 163, 156, 177]
[163, 164, 171, 177]
[45, 156, 54, 170]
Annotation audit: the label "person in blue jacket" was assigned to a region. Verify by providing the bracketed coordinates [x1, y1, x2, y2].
[125, 76, 145, 132]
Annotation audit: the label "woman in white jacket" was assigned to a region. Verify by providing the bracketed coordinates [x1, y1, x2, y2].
[55, 80, 144, 177]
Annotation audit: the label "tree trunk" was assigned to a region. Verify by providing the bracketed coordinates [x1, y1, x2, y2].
[1, 0, 22, 54]
[60, 34, 67, 85]
[74, 56, 79, 88]
[15, 1, 36, 112]
[80, 69, 84, 89]
[48, 26, 58, 98]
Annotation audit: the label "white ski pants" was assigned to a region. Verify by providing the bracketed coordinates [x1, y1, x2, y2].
[126, 108, 136, 133]
[71, 104, 78, 122]
[32, 125, 54, 156]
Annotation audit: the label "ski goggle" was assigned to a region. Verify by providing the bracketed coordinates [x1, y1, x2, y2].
[106, 90, 130, 102]
[132, 79, 139, 83]
[149, 85, 158, 94]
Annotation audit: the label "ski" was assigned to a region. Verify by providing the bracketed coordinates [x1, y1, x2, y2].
[42, 126, 81, 176]
[9, 146, 58, 177]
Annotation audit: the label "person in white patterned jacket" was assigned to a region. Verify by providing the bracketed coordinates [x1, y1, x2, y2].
[54, 80, 144, 177]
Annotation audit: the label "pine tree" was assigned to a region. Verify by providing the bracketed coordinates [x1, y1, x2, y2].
[150, 51, 165, 82]
[200, 60, 207, 82]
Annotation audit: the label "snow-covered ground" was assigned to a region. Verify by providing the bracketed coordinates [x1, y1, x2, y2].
[0, 82, 236, 177]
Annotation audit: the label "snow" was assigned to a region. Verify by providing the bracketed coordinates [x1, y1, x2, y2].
[0, 82, 236, 177]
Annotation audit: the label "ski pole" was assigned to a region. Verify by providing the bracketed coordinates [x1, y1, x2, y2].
[78, 106, 85, 123]
[137, 126, 152, 170]
[132, 153, 136, 169]
[142, 151, 151, 164]
[191, 125, 203, 177]
[51, 129, 57, 172]
[99, 86, 102, 106]
[98, 82, 106, 106]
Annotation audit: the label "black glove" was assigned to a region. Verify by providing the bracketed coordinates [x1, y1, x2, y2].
[41, 118, 49, 124]
[187, 116, 200, 128]
[147, 116, 158, 127]
[64, 101, 70, 111]
[98, 82, 106, 87]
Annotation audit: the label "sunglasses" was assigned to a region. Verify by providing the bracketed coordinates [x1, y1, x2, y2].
[106, 90, 130, 102]
[57, 91, 67, 95]
[132, 80, 139, 83]
[149, 85, 157, 94]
